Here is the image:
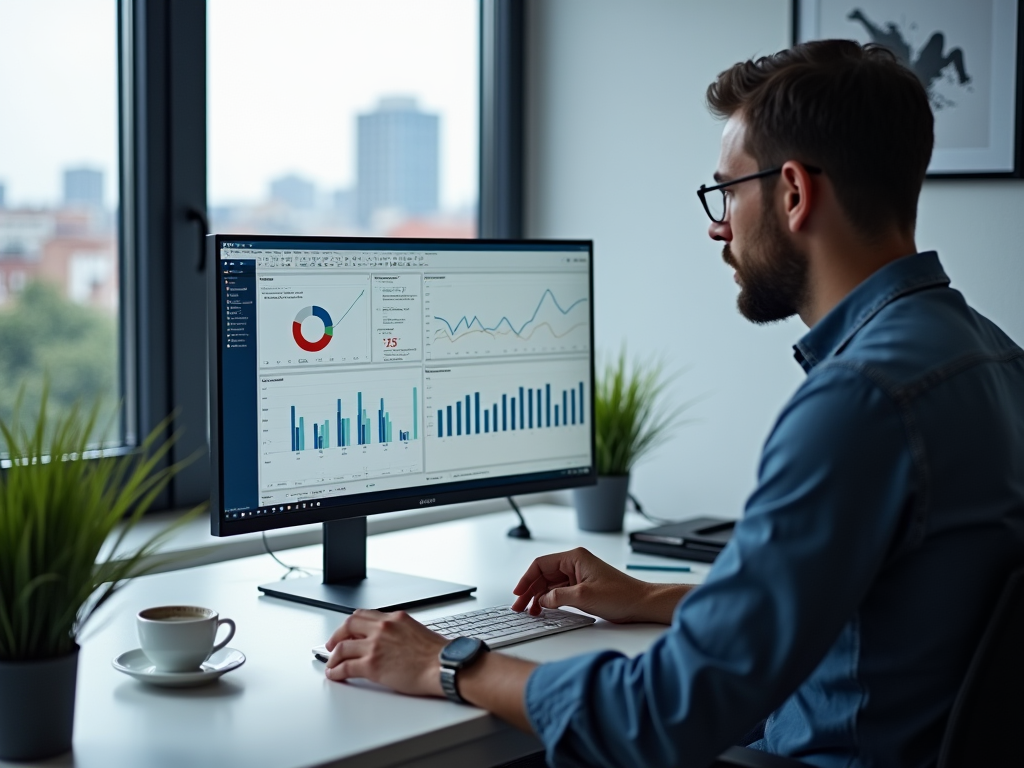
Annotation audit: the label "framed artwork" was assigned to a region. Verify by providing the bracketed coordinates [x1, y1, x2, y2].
[794, 0, 1024, 177]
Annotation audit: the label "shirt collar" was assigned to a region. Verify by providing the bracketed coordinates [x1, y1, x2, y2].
[793, 251, 950, 373]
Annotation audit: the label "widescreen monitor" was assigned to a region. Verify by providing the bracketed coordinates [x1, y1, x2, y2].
[208, 235, 596, 612]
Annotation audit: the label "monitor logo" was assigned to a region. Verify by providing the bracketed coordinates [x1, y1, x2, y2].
[419, 498, 436, 505]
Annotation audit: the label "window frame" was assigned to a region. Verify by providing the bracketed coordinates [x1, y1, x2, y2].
[121, 0, 522, 510]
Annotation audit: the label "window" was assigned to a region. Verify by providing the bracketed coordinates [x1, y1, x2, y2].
[208, 0, 480, 240]
[0, 0, 121, 447]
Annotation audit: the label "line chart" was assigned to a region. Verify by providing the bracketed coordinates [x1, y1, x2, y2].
[424, 275, 590, 360]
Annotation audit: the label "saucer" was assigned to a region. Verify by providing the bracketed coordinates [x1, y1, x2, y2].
[112, 647, 245, 687]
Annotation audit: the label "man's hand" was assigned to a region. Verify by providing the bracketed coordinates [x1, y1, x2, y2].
[511, 547, 692, 625]
[323, 609, 447, 696]
[323, 608, 538, 730]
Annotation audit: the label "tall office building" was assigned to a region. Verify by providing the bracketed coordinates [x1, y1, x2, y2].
[0, 182, 6, 208]
[356, 97, 439, 229]
[63, 167, 104, 210]
[270, 174, 316, 210]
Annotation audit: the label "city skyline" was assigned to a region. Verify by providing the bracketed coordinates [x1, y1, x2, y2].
[0, 0, 478, 213]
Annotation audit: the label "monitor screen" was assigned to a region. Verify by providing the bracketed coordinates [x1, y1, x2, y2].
[209, 236, 595, 538]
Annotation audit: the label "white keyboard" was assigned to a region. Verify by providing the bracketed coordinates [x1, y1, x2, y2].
[424, 605, 595, 649]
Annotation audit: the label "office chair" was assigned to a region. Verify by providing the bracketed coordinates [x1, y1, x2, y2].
[711, 564, 1024, 768]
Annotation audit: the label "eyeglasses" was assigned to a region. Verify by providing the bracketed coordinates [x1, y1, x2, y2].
[697, 164, 822, 223]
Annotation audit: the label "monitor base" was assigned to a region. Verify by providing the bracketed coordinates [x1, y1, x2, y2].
[258, 568, 476, 613]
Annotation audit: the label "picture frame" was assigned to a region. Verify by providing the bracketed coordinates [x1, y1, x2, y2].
[793, 0, 1024, 178]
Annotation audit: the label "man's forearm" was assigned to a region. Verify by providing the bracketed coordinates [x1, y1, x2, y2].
[638, 582, 693, 624]
[456, 651, 538, 731]
[452, 582, 690, 730]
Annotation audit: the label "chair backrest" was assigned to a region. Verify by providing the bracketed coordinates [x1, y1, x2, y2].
[937, 565, 1024, 768]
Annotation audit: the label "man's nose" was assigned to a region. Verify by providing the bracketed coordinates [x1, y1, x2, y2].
[708, 219, 731, 242]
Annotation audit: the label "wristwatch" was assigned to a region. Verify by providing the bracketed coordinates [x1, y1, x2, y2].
[439, 636, 490, 704]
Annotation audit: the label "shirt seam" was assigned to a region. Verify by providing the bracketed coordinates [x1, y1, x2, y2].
[809, 359, 931, 552]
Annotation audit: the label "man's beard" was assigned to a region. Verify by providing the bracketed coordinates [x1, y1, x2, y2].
[723, 207, 809, 324]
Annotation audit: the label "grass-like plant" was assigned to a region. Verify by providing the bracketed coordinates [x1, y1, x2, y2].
[594, 349, 694, 476]
[0, 391, 202, 661]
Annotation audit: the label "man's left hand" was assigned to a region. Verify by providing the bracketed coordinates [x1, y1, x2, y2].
[324, 609, 448, 696]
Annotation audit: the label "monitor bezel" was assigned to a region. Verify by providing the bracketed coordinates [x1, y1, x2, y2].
[208, 234, 597, 537]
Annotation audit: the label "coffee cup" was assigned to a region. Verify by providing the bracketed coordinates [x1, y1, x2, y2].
[137, 606, 236, 673]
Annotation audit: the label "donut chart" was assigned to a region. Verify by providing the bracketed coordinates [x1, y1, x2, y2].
[293, 305, 334, 352]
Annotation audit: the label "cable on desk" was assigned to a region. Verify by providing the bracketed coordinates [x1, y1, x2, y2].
[628, 493, 676, 526]
[261, 532, 319, 580]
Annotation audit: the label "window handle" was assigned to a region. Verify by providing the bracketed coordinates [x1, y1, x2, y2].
[186, 207, 209, 272]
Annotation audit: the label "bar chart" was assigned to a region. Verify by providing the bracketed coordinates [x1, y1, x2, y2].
[433, 381, 585, 437]
[259, 368, 423, 491]
[424, 272, 590, 360]
[424, 358, 592, 474]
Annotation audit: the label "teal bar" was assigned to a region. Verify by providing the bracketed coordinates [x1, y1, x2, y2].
[323, 420, 329, 449]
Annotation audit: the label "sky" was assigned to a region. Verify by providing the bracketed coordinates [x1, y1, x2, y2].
[0, 0, 479, 211]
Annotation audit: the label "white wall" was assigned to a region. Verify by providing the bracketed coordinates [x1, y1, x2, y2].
[525, 0, 1024, 521]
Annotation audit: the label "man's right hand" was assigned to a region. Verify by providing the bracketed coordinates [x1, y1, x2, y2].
[510, 547, 693, 625]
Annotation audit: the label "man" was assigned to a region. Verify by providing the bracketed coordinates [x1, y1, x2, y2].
[322, 41, 1024, 768]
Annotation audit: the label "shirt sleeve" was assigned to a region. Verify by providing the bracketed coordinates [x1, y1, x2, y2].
[524, 364, 916, 768]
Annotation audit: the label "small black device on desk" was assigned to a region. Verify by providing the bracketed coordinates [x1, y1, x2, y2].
[629, 516, 735, 563]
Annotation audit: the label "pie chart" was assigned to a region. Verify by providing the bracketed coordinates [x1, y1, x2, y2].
[292, 305, 334, 352]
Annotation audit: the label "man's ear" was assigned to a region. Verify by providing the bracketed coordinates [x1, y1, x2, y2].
[779, 161, 815, 233]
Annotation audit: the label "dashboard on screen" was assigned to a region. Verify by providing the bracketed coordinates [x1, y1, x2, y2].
[209, 236, 596, 536]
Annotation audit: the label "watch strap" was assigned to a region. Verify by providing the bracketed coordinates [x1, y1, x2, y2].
[440, 666, 463, 703]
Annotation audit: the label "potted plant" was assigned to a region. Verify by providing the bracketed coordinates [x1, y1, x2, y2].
[573, 350, 691, 532]
[0, 393, 200, 761]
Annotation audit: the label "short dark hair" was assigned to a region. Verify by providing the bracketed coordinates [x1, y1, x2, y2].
[706, 40, 933, 239]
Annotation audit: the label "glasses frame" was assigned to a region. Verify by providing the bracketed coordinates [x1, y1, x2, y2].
[697, 164, 822, 223]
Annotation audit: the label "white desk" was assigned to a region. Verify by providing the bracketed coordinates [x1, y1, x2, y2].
[11, 505, 709, 768]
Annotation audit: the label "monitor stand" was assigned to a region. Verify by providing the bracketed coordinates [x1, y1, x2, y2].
[257, 517, 476, 613]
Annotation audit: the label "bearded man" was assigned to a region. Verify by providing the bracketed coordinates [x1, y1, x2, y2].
[319, 40, 1024, 768]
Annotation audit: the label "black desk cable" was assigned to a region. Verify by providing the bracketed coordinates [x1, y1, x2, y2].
[507, 497, 532, 539]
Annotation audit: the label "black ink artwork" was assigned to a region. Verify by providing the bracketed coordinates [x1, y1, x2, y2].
[847, 8, 972, 109]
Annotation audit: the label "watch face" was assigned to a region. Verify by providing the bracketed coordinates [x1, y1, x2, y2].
[440, 637, 483, 666]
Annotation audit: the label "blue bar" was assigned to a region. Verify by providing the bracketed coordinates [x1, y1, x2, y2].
[379, 398, 386, 443]
[546, 384, 551, 427]
[511, 397, 516, 430]
[519, 387, 524, 429]
[493, 404, 498, 432]
[572, 389, 576, 424]
[358, 392, 363, 445]
[475, 393, 481, 434]
[537, 387, 543, 427]
[457, 402, 462, 436]
[438, 410, 443, 438]
[579, 382, 585, 424]
[465, 395, 471, 435]
[313, 423, 318, 450]
[502, 394, 508, 431]
[528, 389, 533, 428]
[563, 390, 568, 424]
[291, 406, 296, 451]
[555, 404, 560, 426]
[299, 416, 305, 450]
[484, 411, 489, 433]
[446, 405, 453, 437]
[337, 400, 342, 447]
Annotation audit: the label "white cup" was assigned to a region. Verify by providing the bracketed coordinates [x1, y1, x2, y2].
[137, 606, 236, 673]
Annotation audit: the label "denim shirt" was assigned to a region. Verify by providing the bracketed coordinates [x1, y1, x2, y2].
[525, 252, 1024, 768]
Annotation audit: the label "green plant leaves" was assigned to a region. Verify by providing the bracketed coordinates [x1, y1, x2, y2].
[593, 349, 695, 476]
[0, 387, 203, 661]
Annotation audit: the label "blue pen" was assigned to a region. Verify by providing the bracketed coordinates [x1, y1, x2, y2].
[625, 564, 692, 572]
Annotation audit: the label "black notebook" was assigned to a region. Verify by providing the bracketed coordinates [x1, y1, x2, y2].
[629, 516, 735, 563]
